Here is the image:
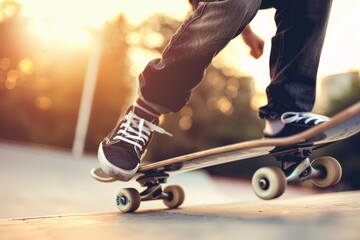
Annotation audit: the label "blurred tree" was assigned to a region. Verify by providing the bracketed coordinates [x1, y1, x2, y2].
[0, 7, 133, 150]
[0, 8, 86, 148]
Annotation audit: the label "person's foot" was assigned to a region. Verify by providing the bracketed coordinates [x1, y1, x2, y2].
[98, 103, 171, 181]
[263, 112, 330, 138]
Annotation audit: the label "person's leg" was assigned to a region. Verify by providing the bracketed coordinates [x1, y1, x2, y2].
[260, 0, 333, 137]
[259, 0, 333, 120]
[139, 0, 262, 114]
[99, 0, 262, 181]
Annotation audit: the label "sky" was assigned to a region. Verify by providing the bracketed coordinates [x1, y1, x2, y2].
[15, 0, 360, 93]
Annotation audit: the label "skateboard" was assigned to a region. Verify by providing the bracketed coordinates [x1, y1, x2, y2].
[91, 102, 360, 213]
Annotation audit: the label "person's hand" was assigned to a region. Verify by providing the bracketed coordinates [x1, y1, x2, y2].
[241, 25, 265, 59]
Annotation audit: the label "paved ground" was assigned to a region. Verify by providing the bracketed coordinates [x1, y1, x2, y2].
[1, 141, 359, 240]
[1, 191, 359, 240]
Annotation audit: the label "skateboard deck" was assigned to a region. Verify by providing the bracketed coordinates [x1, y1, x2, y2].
[91, 102, 360, 212]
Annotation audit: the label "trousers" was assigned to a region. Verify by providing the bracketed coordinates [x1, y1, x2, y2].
[137, 0, 333, 119]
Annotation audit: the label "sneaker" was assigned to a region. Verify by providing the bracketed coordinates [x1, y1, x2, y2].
[264, 112, 330, 138]
[98, 106, 171, 181]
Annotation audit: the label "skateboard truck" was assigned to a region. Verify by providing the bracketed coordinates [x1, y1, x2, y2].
[136, 172, 170, 201]
[112, 171, 186, 213]
[282, 157, 323, 183]
[272, 147, 322, 183]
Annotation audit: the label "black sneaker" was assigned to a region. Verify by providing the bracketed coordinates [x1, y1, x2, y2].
[98, 107, 171, 181]
[264, 112, 330, 138]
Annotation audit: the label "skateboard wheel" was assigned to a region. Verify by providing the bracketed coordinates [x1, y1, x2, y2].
[116, 188, 141, 213]
[162, 185, 185, 209]
[252, 167, 287, 200]
[311, 156, 342, 188]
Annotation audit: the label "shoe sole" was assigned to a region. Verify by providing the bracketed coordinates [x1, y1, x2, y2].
[97, 143, 139, 182]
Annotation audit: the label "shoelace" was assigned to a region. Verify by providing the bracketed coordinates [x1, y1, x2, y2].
[281, 112, 330, 125]
[113, 112, 172, 152]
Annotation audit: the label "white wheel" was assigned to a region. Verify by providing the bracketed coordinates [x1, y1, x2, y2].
[116, 188, 141, 213]
[252, 167, 287, 200]
[311, 156, 342, 188]
[163, 185, 185, 209]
